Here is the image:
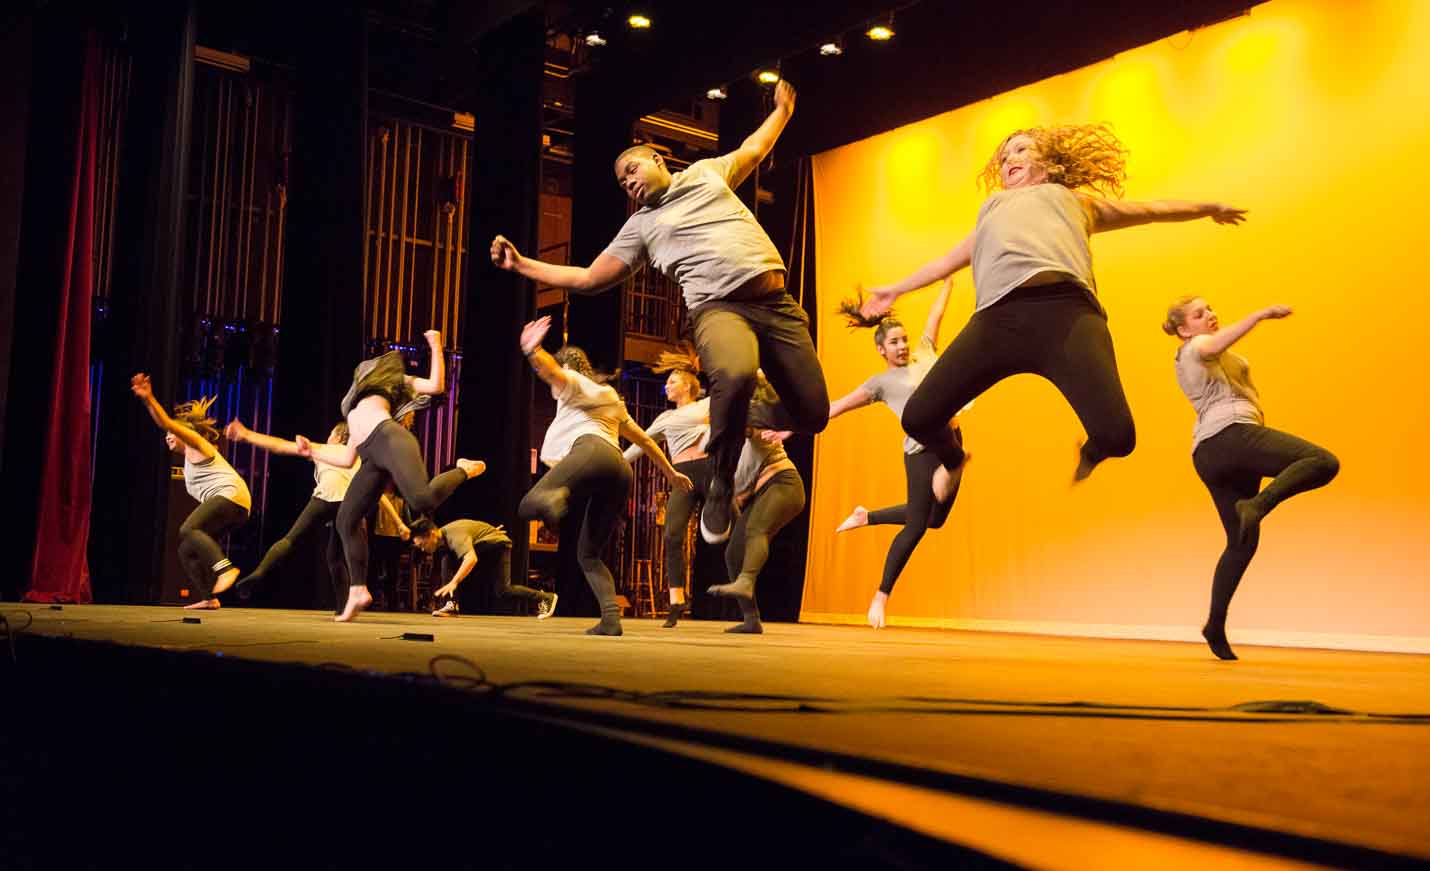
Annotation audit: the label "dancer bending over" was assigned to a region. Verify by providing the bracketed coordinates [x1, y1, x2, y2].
[1164, 297, 1338, 660]
[411, 518, 558, 619]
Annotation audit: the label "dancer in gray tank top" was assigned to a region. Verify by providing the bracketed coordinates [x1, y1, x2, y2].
[130, 375, 250, 609]
[1163, 296, 1338, 660]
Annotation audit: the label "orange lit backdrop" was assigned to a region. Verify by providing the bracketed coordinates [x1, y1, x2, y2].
[802, 0, 1430, 649]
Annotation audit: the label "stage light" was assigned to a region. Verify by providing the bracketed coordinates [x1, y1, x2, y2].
[584, 31, 607, 47]
[706, 86, 728, 101]
[756, 69, 780, 85]
[867, 24, 894, 41]
[628, 13, 651, 29]
[819, 40, 844, 57]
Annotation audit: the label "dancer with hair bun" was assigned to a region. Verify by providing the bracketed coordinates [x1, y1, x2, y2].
[1163, 296, 1338, 660]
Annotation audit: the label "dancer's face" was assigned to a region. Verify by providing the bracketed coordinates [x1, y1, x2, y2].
[326, 426, 345, 445]
[877, 326, 911, 367]
[614, 151, 672, 206]
[164, 433, 179, 452]
[413, 531, 440, 554]
[1177, 298, 1220, 338]
[664, 371, 693, 404]
[999, 134, 1049, 190]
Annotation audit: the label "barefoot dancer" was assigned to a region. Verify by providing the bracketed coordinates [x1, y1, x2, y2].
[493, 80, 828, 548]
[298, 330, 484, 622]
[622, 347, 711, 627]
[411, 518, 558, 619]
[819, 276, 972, 627]
[225, 420, 403, 614]
[860, 125, 1247, 494]
[130, 375, 249, 610]
[518, 316, 693, 636]
[708, 377, 806, 634]
[1164, 297, 1338, 660]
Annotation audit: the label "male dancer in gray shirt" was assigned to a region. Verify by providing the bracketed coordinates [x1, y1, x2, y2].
[490, 81, 827, 544]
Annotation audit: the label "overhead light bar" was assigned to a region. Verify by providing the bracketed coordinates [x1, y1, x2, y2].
[866, 24, 894, 41]
[756, 69, 780, 85]
[584, 31, 607, 47]
[706, 86, 728, 101]
[627, 14, 651, 29]
[819, 40, 843, 57]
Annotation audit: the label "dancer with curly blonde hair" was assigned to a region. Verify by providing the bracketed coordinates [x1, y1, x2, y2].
[130, 376, 251, 609]
[856, 124, 1246, 495]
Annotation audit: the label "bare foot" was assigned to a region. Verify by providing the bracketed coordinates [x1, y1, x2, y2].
[932, 453, 969, 503]
[335, 586, 373, 622]
[210, 567, 240, 596]
[836, 506, 869, 533]
[867, 591, 888, 628]
[183, 598, 221, 610]
[457, 458, 487, 479]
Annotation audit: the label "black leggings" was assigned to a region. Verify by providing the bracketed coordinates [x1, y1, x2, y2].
[689, 286, 830, 496]
[440, 544, 545, 603]
[903, 282, 1134, 476]
[178, 495, 249, 598]
[338, 419, 467, 588]
[245, 498, 345, 592]
[865, 435, 963, 595]
[1192, 423, 1339, 629]
[662, 457, 713, 591]
[518, 435, 632, 620]
[726, 469, 806, 585]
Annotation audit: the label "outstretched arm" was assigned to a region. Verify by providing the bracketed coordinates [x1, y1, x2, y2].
[491, 235, 632, 295]
[433, 551, 477, 599]
[225, 419, 301, 456]
[130, 374, 215, 458]
[923, 275, 956, 345]
[620, 417, 694, 492]
[407, 330, 446, 395]
[860, 232, 974, 318]
[520, 316, 569, 392]
[1190, 305, 1293, 360]
[829, 386, 876, 422]
[1081, 195, 1247, 233]
[294, 436, 358, 468]
[726, 80, 796, 189]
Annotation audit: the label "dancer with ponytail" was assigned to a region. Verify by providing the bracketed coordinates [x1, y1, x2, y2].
[1163, 297, 1338, 660]
[623, 346, 711, 627]
[820, 275, 968, 628]
[298, 330, 485, 622]
[857, 125, 1246, 496]
[518, 316, 692, 636]
[130, 376, 250, 609]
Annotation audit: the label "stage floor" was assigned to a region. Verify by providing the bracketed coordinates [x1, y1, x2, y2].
[7, 603, 1428, 867]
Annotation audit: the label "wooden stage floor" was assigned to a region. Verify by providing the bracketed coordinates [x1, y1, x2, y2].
[6, 603, 1427, 868]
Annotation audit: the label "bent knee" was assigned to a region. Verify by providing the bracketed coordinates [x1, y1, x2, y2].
[1317, 450, 1341, 481]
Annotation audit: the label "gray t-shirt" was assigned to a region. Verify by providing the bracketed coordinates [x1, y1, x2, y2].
[622, 397, 710, 464]
[971, 183, 1096, 311]
[861, 335, 939, 454]
[540, 370, 630, 467]
[184, 450, 252, 511]
[441, 519, 512, 559]
[602, 153, 786, 310]
[1175, 341, 1264, 452]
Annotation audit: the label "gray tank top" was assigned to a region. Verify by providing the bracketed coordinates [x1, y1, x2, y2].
[971, 183, 1096, 311]
[184, 451, 252, 511]
[1175, 342, 1264, 452]
[861, 335, 939, 454]
[623, 397, 710, 463]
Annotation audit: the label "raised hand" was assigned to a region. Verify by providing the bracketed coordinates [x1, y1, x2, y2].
[224, 419, 249, 441]
[860, 288, 898, 319]
[129, 373, 153, 400]
[490, 234, 521, 271]
[295, 434, 314, 458]
[1207, 203, 1247, 225]
[520, 316, 552, 355]
[424, 329, 443, 348]
[773, 80, 796, 113]
[1261, 304, 1293, 320]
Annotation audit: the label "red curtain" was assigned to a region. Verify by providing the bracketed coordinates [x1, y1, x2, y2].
[26, 33, 101, 603]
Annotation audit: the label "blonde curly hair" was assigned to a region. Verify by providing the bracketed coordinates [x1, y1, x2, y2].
[978, 124, 1129, 198]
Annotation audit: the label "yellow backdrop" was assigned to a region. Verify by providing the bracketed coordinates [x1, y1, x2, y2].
[802, 0, 1430, 648]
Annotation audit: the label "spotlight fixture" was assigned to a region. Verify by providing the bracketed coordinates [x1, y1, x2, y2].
[706, 86, 728, 101]
[866, 24, 894, 41]
[819, 40, 843, 57]
[584, 31, 607, 47]
[756, 69, 781, 85]
[627, 13, 651, 29]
